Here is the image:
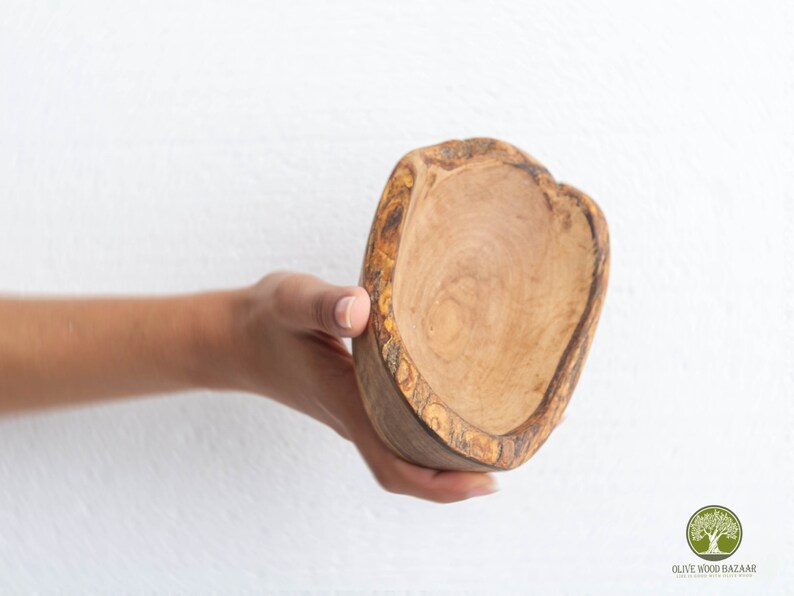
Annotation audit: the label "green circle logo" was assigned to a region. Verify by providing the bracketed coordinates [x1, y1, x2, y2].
[686, 505, 742, 561]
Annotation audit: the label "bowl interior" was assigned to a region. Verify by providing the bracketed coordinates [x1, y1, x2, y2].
[392, 158, 597, 435]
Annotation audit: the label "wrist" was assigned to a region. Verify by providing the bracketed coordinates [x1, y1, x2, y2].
[185, 288, 250, 392]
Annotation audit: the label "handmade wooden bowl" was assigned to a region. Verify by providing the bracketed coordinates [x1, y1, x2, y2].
[351, 138, 609, 472]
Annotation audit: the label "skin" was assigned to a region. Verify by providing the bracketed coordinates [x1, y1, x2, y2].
[0, 271, 498, 503]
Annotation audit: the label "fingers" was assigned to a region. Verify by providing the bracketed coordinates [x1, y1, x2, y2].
[271, 272, 371, 338]
[385, 457, 500, 503]
[351, 414, 500, 503]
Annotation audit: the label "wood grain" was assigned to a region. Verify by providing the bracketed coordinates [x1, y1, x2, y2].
[352, 138, 610, 471]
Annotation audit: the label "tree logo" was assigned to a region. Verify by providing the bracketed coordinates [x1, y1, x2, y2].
[686, 505, 742, 561]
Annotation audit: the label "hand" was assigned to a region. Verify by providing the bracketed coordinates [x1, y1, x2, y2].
[227, 271, 499, 503]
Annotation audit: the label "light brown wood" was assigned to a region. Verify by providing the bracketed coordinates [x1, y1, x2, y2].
[352, 138, 609, 471]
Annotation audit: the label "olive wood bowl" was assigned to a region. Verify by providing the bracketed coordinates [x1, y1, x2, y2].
[352, 138, 609, 472]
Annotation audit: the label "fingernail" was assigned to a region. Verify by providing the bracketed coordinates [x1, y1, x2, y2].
[466, 482, 499, 499]
[334, 296, 356, 329]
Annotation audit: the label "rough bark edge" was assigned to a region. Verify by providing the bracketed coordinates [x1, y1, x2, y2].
[351, 138, 610, 470]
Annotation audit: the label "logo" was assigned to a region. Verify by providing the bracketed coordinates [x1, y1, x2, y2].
[686, 505, 742, 561]
[672, 505, 756, 579]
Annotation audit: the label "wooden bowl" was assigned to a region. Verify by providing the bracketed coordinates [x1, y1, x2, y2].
[351, 138, 609, 471]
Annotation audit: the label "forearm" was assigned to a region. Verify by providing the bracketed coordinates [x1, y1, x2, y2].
[0, 291, 241, 414]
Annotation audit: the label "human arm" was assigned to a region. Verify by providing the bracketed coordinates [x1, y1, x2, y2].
[0, 272, 498, 503]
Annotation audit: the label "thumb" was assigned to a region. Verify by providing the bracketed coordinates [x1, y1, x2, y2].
[274, 273, 371, 338]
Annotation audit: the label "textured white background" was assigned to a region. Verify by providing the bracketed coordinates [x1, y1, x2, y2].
[1, 1, 792, 593]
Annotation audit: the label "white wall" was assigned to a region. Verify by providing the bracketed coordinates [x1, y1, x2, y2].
[1, 1, 791, 593]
